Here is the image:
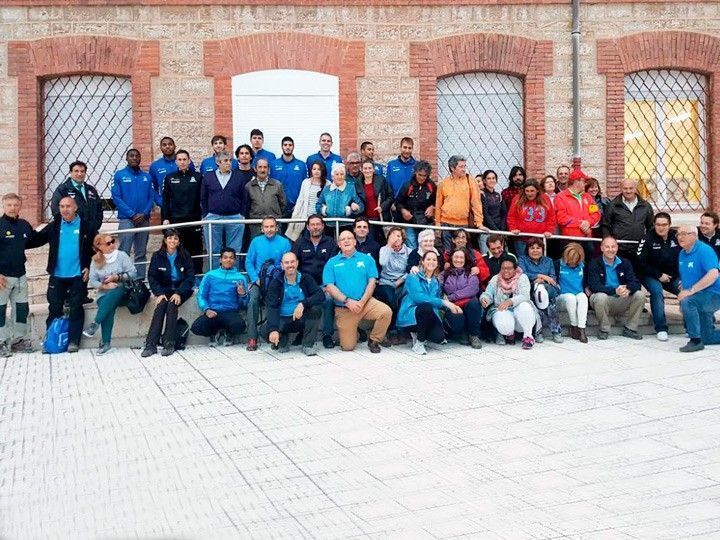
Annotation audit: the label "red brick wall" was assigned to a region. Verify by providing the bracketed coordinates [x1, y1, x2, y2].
[203, 32, 365, 157]
[597, 31, 720, 209]
[409, 33, 553, 179]
[7, 36, 160, 224]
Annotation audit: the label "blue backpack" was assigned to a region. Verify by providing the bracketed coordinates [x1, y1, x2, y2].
[44, 316, 69, 353]
[258, 259, 283, 299]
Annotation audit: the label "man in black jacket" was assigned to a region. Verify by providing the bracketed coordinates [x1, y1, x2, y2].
[394, 160, 436, 250]
[35, 196, 94, 352]
[291, 215, 338, 349]
[588, 236, 646, 340]
[0, 193, 48, 355]
[263, 251, 324, 356]
[162, 149, 204, 274]
[635, 212, 681, 341]
[50, 160, 104, 237]
[601, 179, 653, 263]
[698, 211, 720, 259]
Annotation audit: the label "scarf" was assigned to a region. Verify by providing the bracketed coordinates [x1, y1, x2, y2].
[497, 267, 523, 295]
[104, 249, 119, 265]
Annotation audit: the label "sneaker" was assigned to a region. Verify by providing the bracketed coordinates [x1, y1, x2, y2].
[302, 346, 317, 357]
[534, 332, 545, 344]
[222, 332, 233, 347]
[82, 322, 99, 338]
[322, 334, 335, 349]
[679, 340, 704, 353]
[504, 334, 516, 346]
[656, 331, 669, 342]
[597, 330, 609, 340]
[278, 334, 290, 353]
[96, 342, 112, 355]
[495, 334, 506, 345]
[246, 338, 258, 352]
[412, 339, 427, 355]
[380, 337, 393, 347]
[0, 342, 11, 358]
[161, 345, 175, 357]
[622, 327, 643, 340]
[552, 332, 565, 344]
[11, 339, 34, 353]
[208, 335, 219, 347]
[67, 343, 79, 353]
[367, 340, 382, 353]
[521, 336, 534, 350]
[469, 335, 483, 349]
[141, 346, 157, 358]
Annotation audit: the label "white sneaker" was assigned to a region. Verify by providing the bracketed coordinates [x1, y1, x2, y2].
[412, 340, 427, 355]
[410, 332, 418, 345]
[656, 331, 669, 342]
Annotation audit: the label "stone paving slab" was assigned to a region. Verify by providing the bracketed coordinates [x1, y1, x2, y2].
[1, 336, 720, 539]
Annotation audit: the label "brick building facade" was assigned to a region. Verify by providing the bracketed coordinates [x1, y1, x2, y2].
[0, 1, 718, 223]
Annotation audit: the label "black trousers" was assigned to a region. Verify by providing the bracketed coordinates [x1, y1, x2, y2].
[262, 305, 322, 347]
[171, 219, 204, 275]
[374, 284, 399, 330]
[46, 275, 86, 345]
[146, 291, 192, 348]
[406, 304, 445, 343]
[191, 311, 246, 338]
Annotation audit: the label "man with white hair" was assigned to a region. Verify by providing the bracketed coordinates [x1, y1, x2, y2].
[676, 224, 720, 352]
[601, 178, 654, 262]
[344, 151, 363, 184]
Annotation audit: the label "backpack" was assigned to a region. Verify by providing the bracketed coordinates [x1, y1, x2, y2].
[174, 318, 190, 350]
[258, 259, 283, 299]
[123, 278, 151, 315]
[44, 316, 69, 353]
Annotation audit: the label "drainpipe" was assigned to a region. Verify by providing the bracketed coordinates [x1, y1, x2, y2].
[571, 0, 581, 169]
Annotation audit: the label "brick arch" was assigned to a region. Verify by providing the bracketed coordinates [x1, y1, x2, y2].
[409, 33, 553, 178]
[7, 36, 160, 223]
[203, 33, 365, 156]
[597, 31, 720, 206]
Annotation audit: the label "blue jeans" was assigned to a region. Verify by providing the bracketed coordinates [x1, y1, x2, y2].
[405, 227, 418, 249]
[680, 289, 720, 344]
[203, 213, 244, 270]
[642, 276, 681, 332]
[444, 298, 483, 337]
[118, 218, 149, 279]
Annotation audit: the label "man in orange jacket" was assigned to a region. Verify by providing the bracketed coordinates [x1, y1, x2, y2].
[554, 168, 601, 258]
[435, 155, 485, 252]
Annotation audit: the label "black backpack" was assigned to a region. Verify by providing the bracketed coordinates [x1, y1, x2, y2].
[123, 278, 151, 314]
[258, 259, 283, 299]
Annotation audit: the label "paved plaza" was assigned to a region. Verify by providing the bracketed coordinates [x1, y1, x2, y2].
[2, 336, 720, 539]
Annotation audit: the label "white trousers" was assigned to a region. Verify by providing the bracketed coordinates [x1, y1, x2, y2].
[557, 292, 588, 328]
[492, 302, 536, 338]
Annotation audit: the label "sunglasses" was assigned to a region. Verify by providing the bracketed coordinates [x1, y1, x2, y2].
[104, 239, 116, 246]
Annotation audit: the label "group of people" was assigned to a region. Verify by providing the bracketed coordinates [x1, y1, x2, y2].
[1, 129, 720, 357]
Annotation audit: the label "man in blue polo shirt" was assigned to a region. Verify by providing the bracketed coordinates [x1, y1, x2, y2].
[244, 216, 292, 351]
[385, 137, 417, 197]
[306, 132, 343, 177]
[323, 229, 391, 353]
[250, 129, 276, 167]
[271, 136, 306, 215]
[149, 136, 196, 195]
[111, 149, 157, 279]
[200, 135, 239, 174]
[677, 224, 720, 352]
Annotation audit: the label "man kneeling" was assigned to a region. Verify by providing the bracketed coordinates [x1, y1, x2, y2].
[264, 252, 324, 356]
[191, 247, 248, 345]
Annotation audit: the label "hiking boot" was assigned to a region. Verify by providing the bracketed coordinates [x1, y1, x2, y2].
[82, 322, 99, 338]
[96, 342, 112, 355]
[622, 327, 642, 340]
[161, 345, 175, 357]
[141, 346, 157, 358]
[679, 340, 704, 353]
[367, 340, 382, 353]
[246, 338, 258, 352]
[322, 334, 335, 349]
[302, 346, 317, 357]
[578, 328, 588, 343]
[552, 332, 564, 344]
[469, 335, 483, 349]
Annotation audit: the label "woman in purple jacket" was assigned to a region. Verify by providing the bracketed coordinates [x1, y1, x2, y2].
[441, 248, 483, 349]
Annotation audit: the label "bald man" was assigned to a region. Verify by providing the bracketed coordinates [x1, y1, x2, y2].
[601, 178, 654, 262]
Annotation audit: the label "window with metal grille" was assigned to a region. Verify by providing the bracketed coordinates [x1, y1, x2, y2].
[436, 73, 524, 185]
[624, 70, 709, 212]
[43, 75, 133, 219]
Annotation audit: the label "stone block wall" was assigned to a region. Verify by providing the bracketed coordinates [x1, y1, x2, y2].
[0, 2, 718, 223]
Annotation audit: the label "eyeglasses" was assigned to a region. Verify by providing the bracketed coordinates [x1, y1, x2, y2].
[676, 231, 695, 237]
[105, 239, 115, 246]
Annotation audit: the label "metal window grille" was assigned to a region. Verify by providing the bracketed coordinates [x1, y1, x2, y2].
[43, 75, 133, 219]
[436, 72, 524, 186]
[624, 70, 709, 212]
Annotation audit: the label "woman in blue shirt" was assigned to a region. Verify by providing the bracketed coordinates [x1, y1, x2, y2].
[518, 238, 563, 343]
[397, 251, 462, 355]
[556, 241, 589, 343]
[143, 229, 196, 357]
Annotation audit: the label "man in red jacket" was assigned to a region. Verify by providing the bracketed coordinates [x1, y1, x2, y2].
[554, 168, 601, 259]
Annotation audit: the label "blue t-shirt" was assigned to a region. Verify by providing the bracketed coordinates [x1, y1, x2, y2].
[251, 149, 277, 168]
[559, 261, 585, 295]
[54, 216, 81, 278]
[603, 257, 621, 291]
[680, 240, 720, 295]
[167, 251, 179, 282]
[322, 250, 378, 305]
[280, 273, 306, 317]
[271, 156, 306, 205]
[306, 151, 343, 177]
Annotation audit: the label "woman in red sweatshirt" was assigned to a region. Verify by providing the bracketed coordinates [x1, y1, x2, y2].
[507, 178, 556, 255]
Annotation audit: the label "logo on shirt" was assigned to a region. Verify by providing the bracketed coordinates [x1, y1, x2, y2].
[356, 261, 365, 269]
[688, 262, 694, 268]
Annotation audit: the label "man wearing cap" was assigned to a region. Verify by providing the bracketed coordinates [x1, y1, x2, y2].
[554, 168, 602, 259]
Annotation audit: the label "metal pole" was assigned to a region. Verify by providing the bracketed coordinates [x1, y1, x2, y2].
[207, 222, 213, 271]
[571, 0, 581, 159]
[335, 219, 340, 240]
